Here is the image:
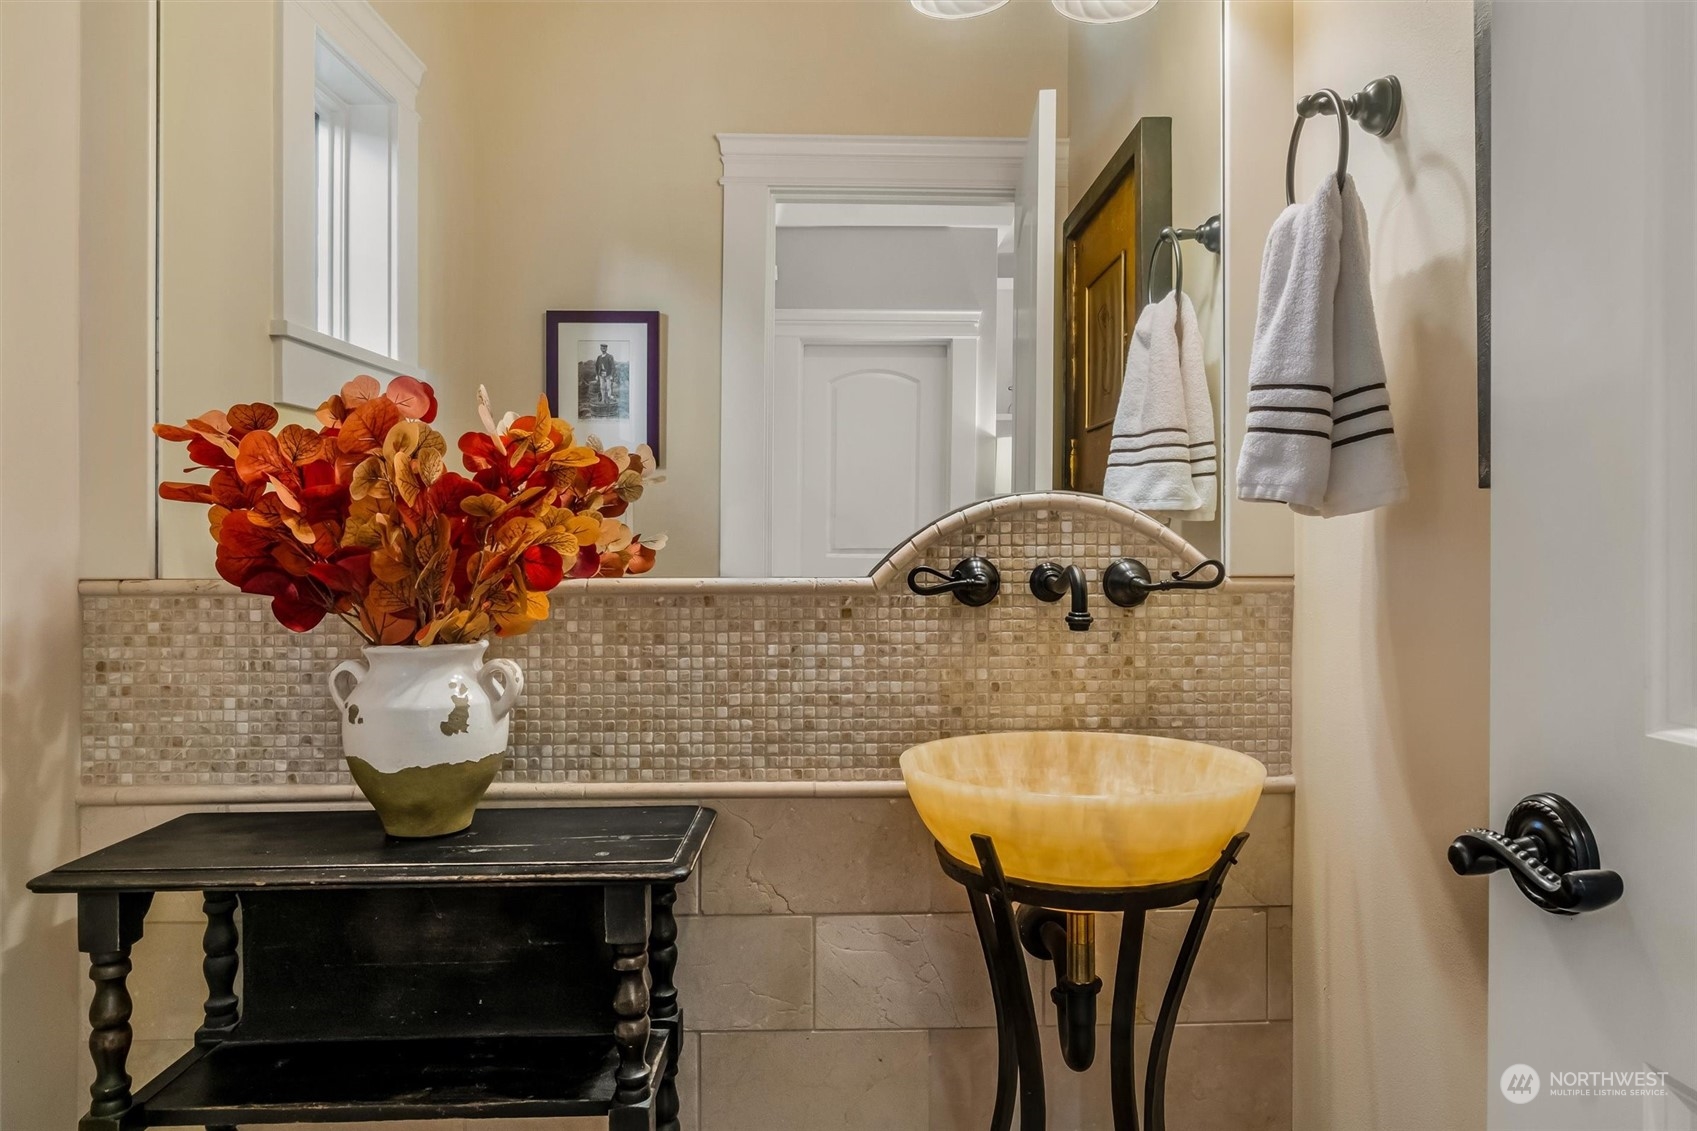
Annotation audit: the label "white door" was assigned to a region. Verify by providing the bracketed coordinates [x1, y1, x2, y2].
[1011, 88, 1057, 492]
[1486, 4, 1697, 1127]
[784, 342, 950, 577]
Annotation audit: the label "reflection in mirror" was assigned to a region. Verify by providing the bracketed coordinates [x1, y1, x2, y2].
[155, 0, 1222, 578]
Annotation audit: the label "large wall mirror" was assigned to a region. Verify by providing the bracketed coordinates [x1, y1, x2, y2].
[154, 0, 1227, 579]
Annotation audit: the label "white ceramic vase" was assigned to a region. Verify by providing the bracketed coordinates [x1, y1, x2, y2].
[328, 641, 524, 837]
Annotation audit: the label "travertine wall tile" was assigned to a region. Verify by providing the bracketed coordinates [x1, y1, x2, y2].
[81, 502, 1292, 787]
[674, 915, 814, 1030]
[815, 914, 993, 1029]
[1042, 1022, 1293, 1131]
[699, 1030, 930, 1131]
[927, 1028, 1002, 1131]
[1221, 791, 1294, 907]
[1036, 909, 1268, 1027]
[700, 798, 957, 915]
[1267, 907, 1293, 1022]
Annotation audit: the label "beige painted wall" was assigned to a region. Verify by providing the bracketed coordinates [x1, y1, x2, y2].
[156, 0, 480, 576]
[1287, 2, 1489, 1128]
[1, 1, 86, 1123]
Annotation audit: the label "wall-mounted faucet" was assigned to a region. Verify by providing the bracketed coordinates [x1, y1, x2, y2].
[1030, 562, 1093, 631]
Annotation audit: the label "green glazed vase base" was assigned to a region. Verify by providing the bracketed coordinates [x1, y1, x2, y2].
[347, 750, 506, 839]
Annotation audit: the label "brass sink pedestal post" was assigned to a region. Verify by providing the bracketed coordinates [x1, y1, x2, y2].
[938, 831, 1249, 1131]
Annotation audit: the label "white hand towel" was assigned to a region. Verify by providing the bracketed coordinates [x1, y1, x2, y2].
[1174, 291, 1217, 521]
[1298, 176, 1408, 517]
[1236, 177, 1343, 511]
[1103, 293, 1201, 514]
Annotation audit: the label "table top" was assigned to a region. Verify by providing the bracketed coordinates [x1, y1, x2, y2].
[28, 805, 715, 893]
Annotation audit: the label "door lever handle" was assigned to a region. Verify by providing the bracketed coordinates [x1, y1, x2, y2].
[1448, 793, 1623, 915]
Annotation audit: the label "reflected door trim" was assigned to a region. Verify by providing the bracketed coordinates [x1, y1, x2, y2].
[716, 132, 1068, 578]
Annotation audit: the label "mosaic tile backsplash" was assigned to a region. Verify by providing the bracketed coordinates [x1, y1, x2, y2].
[82, 495, 1293, 787]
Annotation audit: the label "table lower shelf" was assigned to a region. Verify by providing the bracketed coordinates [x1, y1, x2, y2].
[131, 1030, 669, 1125]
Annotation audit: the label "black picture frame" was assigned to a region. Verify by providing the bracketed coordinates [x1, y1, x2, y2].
[544, 310, 662, 464]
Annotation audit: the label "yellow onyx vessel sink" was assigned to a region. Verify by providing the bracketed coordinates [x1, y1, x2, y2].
[901, 731, 1266, 888]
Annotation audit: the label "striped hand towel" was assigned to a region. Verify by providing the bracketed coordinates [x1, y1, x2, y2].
[1236, 176, 1343, 511]
[1175, 290, 1217, 521]
[1297, 175, 1407, 516]
[1103, 293, 1202, 514]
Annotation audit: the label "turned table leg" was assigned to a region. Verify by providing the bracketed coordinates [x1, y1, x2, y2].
[77, 891, 152, 1131]
[196, 891, 240, 1045]
[649, 883, 682, 1131]
[605, 884, 655, 1130]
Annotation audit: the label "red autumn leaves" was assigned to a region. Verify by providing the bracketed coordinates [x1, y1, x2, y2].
[155, 377, 664, 643]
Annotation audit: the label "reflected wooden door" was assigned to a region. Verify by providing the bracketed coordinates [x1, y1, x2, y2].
[1062, 118, 1171, 492]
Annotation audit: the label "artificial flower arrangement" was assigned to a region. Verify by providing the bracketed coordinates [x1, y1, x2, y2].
[153, 375, 665, 644]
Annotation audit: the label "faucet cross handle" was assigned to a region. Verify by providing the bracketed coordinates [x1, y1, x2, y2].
[1102, 558, 1227, 609]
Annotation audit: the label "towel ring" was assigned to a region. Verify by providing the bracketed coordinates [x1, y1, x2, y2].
[1285, 88, 1350, 205]
[1284, 75, 1403, 205]
[1146, 228, 1182, 307]
[1144, 216, 1221, 306]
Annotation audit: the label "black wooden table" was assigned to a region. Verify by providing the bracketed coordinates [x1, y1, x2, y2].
[29, 805, 715, 1131]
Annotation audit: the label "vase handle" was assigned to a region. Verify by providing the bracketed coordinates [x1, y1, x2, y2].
[480, 658, 525, 721]
[328, 658, 368, 715]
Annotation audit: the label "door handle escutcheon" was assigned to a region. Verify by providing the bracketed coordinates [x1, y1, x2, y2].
[1448, 793, 1623, 915]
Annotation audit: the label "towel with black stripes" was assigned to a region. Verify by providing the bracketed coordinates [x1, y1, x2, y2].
[1237, 174, 1407, 516]
[1102, 291, 1217, 520]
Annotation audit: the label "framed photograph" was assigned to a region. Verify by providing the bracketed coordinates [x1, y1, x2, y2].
[545, 310, 661, 462]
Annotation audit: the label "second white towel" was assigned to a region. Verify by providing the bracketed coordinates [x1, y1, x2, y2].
[1102, 292, 1216, 518]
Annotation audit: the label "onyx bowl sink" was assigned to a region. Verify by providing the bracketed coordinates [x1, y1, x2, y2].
[900, 731, 1266, 889]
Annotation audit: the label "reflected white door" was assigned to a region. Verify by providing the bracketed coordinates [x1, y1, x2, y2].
[1489, 4, 1697, 1127]
[1012, 88, 1057, 491]
[787, 342, 949, 578]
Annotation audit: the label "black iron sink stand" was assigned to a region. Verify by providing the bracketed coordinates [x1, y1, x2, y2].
[937, 831, 1249, 1131]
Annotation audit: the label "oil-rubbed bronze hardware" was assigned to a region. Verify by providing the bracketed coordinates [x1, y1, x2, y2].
[939, 831, 1249, 1131]
[1449, 793, 1623, 916]
[1030, 562, 1093, 631]
[1101, 558, 1226, 609]
[907, 557, 1002, 606]
[1286, 74, 1402, 204]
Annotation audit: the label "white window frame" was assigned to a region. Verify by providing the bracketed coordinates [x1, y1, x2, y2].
[273, 0, 424, 407]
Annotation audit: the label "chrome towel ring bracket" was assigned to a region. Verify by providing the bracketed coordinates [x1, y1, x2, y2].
[1285, 74, 1403, 205]
[1145, 214, 1222, 306]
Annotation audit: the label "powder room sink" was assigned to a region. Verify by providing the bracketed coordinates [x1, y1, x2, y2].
[900, 731, 1266, 888]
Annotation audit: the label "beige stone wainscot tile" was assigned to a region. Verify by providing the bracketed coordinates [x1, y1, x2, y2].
[699, 798, 954, 915]
[1037, 908, 1267, 1027]
[674, 915, 812, 1030]
[815, 914, 993, 1029]
[1039, 1021, 1292, 1130]
[927, 1027, 1001, 1131]
[1220, 792, 1292, 907]
[1266, 906, 1292, 1021]
[699, 1030, 929, 1131]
